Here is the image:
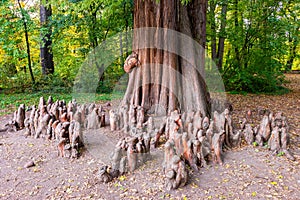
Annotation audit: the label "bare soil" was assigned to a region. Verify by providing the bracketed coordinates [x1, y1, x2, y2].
[0, 74, 299, 200]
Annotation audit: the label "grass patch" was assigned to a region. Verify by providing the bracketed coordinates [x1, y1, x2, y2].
[228, 90, 248, 95]
[227, 86, 290, 96]
[0, 91, 124, 116]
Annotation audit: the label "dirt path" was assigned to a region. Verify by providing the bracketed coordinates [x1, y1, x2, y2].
[0, 74, 299, 199]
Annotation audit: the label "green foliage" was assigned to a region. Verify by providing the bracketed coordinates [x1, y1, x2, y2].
[207, 0, 300, 93]
[98, 59, 127, 93]
[180, 0, 190, 5]
[0, 1, 32, 75]
[0, 0, 133, 94]
[1, 0, 299, 95]
[224, 68, 286, 93]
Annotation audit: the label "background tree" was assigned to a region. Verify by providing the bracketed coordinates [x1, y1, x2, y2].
[208, 0, 228, 71]
[40, 0, 54, 75]
[207, 0, 300, 93]
[17, 0, 35, 83]
[284, 1, 300, 71]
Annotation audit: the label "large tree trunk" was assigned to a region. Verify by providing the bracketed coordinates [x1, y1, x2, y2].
[40, 0, 54, 75]
[123, 0, 210, 116]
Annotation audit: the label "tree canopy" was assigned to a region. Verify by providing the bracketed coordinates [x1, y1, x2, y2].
[0, 0, 299, 93]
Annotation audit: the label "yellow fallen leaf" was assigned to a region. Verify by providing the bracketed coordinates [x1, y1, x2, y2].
[119, 175, 126, 181]
[28, 143, 34, 147]
[223, 179, 229, 183]
[252, 191, 257, 197]
[191, 182, 198, 188]
[66, 188, 72, 194]
[33, 167, 40, 172]
[114, 183, 118, 187]
[270, 181, 277, 186]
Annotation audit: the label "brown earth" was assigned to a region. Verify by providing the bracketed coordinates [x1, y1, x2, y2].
[0, 74, 299, 200]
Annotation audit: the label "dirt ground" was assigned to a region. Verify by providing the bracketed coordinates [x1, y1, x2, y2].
[0, 74, 299, 200]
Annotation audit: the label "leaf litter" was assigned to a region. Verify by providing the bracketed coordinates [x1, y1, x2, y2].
[0, 74, 299, 199]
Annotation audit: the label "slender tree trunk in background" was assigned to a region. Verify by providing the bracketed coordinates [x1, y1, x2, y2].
[120, 32, 124, 65]
[233, 0, 240, 66]
[216, 0, 228, 71]
[123, 0, 210, 116]
[90, 5, 99, 48]
[88, 4, 104, 84]
[40, 0, 54, 75]
[124, 1, 131, 58]
[125, 26, 129, 58]
[18, 0, 35, 84]
[286, 28, 299, 71]
[209, 0, 217, 62]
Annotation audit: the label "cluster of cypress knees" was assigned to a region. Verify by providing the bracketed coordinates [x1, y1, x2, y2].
[3, 97, 294, 190]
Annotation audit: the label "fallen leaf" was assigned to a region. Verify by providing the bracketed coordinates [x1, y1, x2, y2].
[270, 181, 278, 186]
[119, 175, 126, 181]
[33, 167, 40, 172]
[223, 179, 229, 183]
[66, 187, 72, 194]
[191, 182, 198, 188]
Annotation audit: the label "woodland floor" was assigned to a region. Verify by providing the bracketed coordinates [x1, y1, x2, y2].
[0, 74, 299, 200]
